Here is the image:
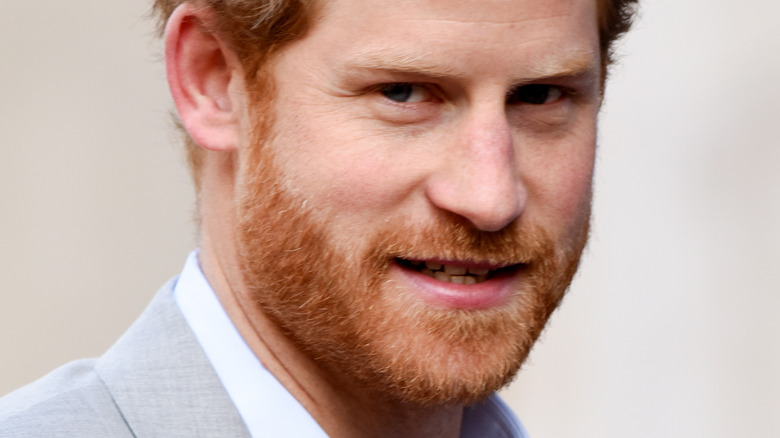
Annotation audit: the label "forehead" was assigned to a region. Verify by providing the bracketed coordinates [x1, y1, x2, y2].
[297, 0, 600, 80]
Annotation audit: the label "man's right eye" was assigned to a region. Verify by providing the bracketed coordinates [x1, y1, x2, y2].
[379, 83, 431, 103]
[507, 84, 565, 105]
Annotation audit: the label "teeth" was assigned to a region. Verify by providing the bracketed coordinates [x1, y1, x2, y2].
[468, 267, 490, 276]
[430, 272, 486, 285]
[425, 262, 442, 270]
[434, 271, 450, 282]
[449, 275, 466, 285]
[405, 259, 496, 285]
[444, 265, 467, 275]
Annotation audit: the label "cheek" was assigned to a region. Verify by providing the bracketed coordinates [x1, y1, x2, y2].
[318, 155, 410, 211]
[554, 155, 594, 226]
[273, 115, 426, 222]
[523, 132, 596, 233]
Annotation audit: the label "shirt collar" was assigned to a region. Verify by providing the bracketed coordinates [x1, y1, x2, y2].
[174, 251, 328, 438]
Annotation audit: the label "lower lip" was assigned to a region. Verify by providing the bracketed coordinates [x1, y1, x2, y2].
[390, 262, 518, 310]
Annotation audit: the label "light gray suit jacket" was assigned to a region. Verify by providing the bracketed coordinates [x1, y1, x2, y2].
[0, 280, 252, 437]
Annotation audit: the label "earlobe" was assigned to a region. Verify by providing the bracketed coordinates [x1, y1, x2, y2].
[165, 4, 243, 151]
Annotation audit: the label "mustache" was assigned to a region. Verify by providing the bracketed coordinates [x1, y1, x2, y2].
[366, 218, 555, 268]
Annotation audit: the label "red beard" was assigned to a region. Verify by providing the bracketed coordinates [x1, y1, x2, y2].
[235, 114, 589, 406]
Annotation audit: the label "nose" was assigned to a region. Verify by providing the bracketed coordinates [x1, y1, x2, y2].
[425, 107, 526, 232]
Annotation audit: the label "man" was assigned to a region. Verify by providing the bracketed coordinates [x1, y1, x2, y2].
[0, 0, 637, 436]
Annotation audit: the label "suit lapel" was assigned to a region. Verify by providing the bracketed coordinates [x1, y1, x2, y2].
[95, 280, 252, 438]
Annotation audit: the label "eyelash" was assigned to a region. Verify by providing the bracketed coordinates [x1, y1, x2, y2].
[376, 83, 436, 104]
[506, 84, 569, 106]
[374, 82, 571, 106]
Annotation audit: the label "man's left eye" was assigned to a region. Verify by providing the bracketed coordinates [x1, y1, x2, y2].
[379, 83, 430, 103]
[507, 84, 564, 105]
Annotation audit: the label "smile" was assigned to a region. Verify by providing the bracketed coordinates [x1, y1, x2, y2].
[393, 259, 525, 309]
[397, 259, 516, 285]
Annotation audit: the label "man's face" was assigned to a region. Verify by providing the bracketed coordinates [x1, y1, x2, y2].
[235, 0, 600, 405]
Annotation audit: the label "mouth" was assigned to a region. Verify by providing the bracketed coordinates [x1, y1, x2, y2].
[396, 258, 520, 285]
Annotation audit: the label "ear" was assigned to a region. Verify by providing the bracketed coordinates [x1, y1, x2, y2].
[165, 4, 243, 151]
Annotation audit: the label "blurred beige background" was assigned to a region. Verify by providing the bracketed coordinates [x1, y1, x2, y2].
[2, 1, 779, 437]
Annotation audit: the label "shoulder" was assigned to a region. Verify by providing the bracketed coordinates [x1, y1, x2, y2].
[0, 359, 133, 437]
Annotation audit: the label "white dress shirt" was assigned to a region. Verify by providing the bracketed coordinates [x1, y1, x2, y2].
[174, 251, 529, 438]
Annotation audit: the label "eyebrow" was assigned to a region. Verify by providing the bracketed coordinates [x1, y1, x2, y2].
[523, 49, 600, 81]
[343, 47, 600, 83]
[345, 51, 464, 78]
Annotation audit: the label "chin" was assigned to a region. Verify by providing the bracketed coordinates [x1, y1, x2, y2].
[333, 279, 558, 407]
